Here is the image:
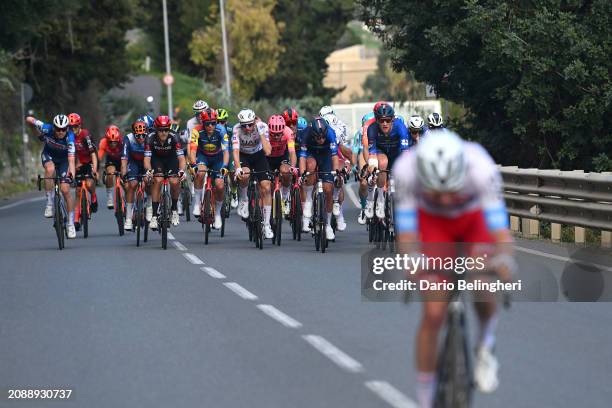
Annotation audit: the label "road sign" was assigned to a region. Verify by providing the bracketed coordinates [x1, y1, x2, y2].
[163, 74, 174, 86]
[425, 84, 436, 98]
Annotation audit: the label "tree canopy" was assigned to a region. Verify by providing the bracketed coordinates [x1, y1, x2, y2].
[360, 0, 612, 170]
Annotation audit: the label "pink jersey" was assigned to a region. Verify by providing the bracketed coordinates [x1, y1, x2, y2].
[268, 127, 295, 158]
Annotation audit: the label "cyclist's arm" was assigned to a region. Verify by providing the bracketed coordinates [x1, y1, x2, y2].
[393, 154, 420, 255]
[87, 136, 98, 174]
[298, 141, 307, 174]
[287, 130, 297, 168]
[97, 138, 107, 162]
[67, 133, 76, 178]
[260, 126, 272, 156]
[397, 121, 411, 152]
[231, 128, 241, 169]
[143, 139, 152, 171]
[189, 128, 199, 165]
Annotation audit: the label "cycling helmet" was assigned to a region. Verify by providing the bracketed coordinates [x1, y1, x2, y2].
[237, 108, 256, 124]
[427, 112, 444, 128]
[416, 129, 465, 192]
[282, 108, 298, 126]
[374, 103, 395, 119]
[311, 117, 328, 139]
[192, 99, 209, 113]
[373, 101, 387, 113]
[408, 115, 425, 131]
[361, 112, 375, 126]
[68, 113, 82, 126]
[217, 108, 229, 121]
[323, 113, 339, 126]
[53, 114, 69, 129]
[154, 115, 171, 129]
[268, 115, 285, 133]
[319, 105, 334, 117]
[199, 108, 218, 123]
[132, 120, 148, 135]
[297, 116, 308, 131]
[170, 121, 180, 132]
[138, 115, 154, 130]
[105, 125, 121, 142]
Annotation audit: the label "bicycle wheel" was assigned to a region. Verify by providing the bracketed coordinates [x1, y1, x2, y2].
[274, 190, 282, 246]
[115, 186, 124, 236]
[136, 192, 143, 247]
[204, 189, 212, 245]
[54, 189, 64, 250]
[254, 203, 263, 250]
[81, 189, 89, 239]
[292, 187, 302, 241]
[183, 187, 191, 222]
[434, 307, 473, 408]
[319, 192, 327, 252]
[161, 189, 168, 250]
[387, 192, 395, 253]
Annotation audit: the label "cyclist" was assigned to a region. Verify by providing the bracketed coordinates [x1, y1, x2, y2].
[364, 103, 411, 219]
[120, 120, 149, 231]
[294, 116, 308, 152]
[144, 115, 186, 230]
[282, 107, 299, 136]
[299, 117, 340, 240]
[190, 108, 229, 230]
[266, 115, 297, 216]
[407, 115, 428, 144]
[26, 114, 77, 238]
[353, 112, 375, 225]
[218, 108, 239, 208]
[186, 99, 208, 136]
[232, 108, 274, 240]
[394, 130, 515, 408]
[98, 125, 124, 209]
[427, 112, 444, 130]
[320, 106, 350, 231]
[69, 113, 98, 224]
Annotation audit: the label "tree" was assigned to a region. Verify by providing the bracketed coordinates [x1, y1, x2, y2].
[190, 0, 283, 101]
[360, 0, 612, 170]
[255, 0, 355, 100]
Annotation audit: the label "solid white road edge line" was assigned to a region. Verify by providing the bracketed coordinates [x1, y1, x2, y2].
[183, 253, 204, 265]
[364, 381, 418, 408]
[257, 304, 302, 329]
[223, 282, 258, 300]
[515, 245, 612, 272]
[201, 266, 226, 279]
[0, 196, 45, 211]
[302, 334, 364, 373]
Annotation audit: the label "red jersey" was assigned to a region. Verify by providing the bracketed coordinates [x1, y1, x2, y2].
[74, 128, 96, 165]
[268, 127, 295, 158]
[98, 137, 123, 161]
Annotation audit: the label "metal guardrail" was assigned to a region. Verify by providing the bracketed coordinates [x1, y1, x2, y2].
[500, 166, 612, 231]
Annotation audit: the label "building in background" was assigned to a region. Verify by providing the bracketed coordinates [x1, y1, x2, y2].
[323, 45, 378, 103]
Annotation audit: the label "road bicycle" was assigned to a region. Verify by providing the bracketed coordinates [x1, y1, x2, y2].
[303, 170, 337, 253]
[104, 170, 126, 236]
[74, 172, 95, 238]
[221, 172, 231, 237]
[370, 169, 395, 252]
[289, 170, 302, 241]
[240, 170, 269, 250]
[270, 169, 284, 246]
[38, 174, 67, 250]
[181, 174, 192, 222]
[151, 171, 180, 250]
[196, 168, 221, 245]
[132, 174, 149, 247]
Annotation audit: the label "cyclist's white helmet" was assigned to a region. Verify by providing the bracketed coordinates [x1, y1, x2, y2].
[319, 105, 334, 117]
[322, 113, 338, 126]
[427, 112, 444, 128]
[53, 114, 69, 129]
[192, 100, 209, 113]
[237, 108, 256, 124]
[408, 115, 425, 131]
[416, 129, 466, 192]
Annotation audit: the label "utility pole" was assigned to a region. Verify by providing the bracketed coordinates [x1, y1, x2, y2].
[219, 0, 232, 102]
[162, 0, 173, 118]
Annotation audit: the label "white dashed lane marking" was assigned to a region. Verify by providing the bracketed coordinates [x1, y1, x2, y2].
[223, 282, 258, 300]
[257, 304, 303, 329]
[173, 241, 187, 251]
[183, 253, 205, 265]
[365, 381, 418, 408]
[201, 266, 226, 279]
[302, 334, 364, 373]
[167, 232, 175, 240]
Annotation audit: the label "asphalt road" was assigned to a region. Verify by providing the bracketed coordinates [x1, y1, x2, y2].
[1, 186, 611, 407]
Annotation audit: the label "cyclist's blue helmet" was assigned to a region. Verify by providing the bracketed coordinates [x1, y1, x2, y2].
[311, 117, 328, 139]
[361, 112, 375, 127]
[138, 115, 154, 130]
[297, 116, 308, 131]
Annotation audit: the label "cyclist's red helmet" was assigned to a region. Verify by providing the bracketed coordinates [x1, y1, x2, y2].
[373, 101, 387, 113]
[68, 113, 82, 126]
[268, 115, 286, 134]
[154, 115, 171, 129]
[282, 108, 298, 126]
[105, 125, 121, 142]
[199, 108, 218, 123]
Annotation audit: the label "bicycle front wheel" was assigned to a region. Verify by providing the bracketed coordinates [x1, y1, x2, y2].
[115, 186, 124, 236]
[54, 191, 64, 250]
[81, 190, 89, 239]
[274, 190, 282, 246]
[204, 190, 212, 245]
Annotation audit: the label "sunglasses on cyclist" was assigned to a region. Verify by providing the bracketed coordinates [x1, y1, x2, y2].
[203, 121, 216, 127]
[54, 127, 68, 133]
[158, 128, 170, 133]
[218, 120, 227, 125]
[241, 122, 254, 129]
[410, 128, 422, 133]
[378, 118, 393, 124]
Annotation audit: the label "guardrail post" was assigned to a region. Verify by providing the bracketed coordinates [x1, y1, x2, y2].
[551, 223, 561, 242]
[602, 231, 611, 248]
[510, 216, 520, 232]
[574, 227, 585, 244]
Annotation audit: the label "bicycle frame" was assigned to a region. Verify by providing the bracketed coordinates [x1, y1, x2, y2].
[75, 173, 94, 238]
[38, 174, 68, 250]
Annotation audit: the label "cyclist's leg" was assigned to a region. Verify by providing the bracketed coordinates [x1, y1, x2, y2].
[253, 151, 272, 228]
[209, 154, 225, 222]
[316, 154, 335, 228]
[301, 156, 317, 231]
[125, 161, 140, 223]
[57, 159, 75, 225]
[167, 157, 181, 213]
[42, 152, 56, 214]
[193, 153, 208, 215]
[105, 161, 117, 208]
[149, 157, 163, 222]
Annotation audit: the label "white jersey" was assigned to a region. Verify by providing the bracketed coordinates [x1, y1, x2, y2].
[324, 114, 349, 145]
[186, 116, 200, 136]
[232, 121, 269, 154]
[393, 141, 508, 233]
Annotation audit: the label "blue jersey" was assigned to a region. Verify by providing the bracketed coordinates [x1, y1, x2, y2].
[367, 118, 412, 154]
[299, 126, 338, 158]
[122, 133, 146, 163]
[36, 121, 75, 160]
